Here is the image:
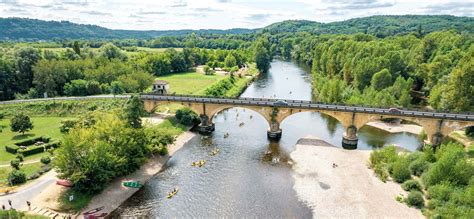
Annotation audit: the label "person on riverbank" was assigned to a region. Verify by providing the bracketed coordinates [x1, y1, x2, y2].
[8, 200, 11, 208]
[26, 201, 31, 210]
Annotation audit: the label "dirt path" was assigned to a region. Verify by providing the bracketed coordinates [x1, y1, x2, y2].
[290, 136, 423, 218]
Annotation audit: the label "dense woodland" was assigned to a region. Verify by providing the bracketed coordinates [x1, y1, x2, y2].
[0, 15, 473, 112]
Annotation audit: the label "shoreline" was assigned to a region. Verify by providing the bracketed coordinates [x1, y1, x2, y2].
[290, 136, 423, 218]
[82, 131, 196, 216]
[366, 121, 423, 135]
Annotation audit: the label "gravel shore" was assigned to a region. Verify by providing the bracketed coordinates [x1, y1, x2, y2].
[290, 136, 423, 218]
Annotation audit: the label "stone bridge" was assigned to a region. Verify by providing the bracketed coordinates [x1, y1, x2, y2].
[141, 94, 474, 149]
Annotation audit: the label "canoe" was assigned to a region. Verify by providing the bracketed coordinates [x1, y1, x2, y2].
[123, 181, 142, 188]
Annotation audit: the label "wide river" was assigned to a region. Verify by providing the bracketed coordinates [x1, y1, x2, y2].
[113, 60, 422, 217]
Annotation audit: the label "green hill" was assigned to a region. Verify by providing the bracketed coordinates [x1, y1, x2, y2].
[0, 15, 472, 40]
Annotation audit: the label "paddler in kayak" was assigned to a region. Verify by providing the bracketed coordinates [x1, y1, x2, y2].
[167, 187, 179, 199]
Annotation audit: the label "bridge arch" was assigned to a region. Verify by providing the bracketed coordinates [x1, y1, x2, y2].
[206, 105, 272, 124]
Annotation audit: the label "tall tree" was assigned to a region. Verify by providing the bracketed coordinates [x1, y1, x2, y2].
[10, 113, 33, 135]
[124, 95, 146, 128]
[15, 47, 41, 93]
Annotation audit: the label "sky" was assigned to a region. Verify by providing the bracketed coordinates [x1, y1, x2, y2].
[0, 0, 473, 30]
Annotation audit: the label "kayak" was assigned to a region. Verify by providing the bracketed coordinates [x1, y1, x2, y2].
[210, 148, 220, 156]
[167, 187, 179, 199]
[192, 160, 206, 167]
[123, 181, 142, 188]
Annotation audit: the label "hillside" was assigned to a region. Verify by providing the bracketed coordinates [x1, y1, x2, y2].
[262, 15, 474, 36]
[0, 18, 254, 40]
[0, 15, 473, 40]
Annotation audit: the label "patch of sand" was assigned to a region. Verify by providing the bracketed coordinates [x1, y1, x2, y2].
[291, 136, 423, 218]
[367, 121, 423, 135]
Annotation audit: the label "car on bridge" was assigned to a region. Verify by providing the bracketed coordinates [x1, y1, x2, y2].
[274, 100, 288, 106]
[388, 108, 402, 114]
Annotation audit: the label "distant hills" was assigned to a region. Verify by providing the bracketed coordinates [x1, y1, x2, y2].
[0, 15, 473, 40]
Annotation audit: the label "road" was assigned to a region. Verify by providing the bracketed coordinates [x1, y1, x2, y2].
[0, 171, 57, 210]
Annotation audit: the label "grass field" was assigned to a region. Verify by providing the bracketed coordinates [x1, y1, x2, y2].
[157, 71, 225, 95]
[0, 117, 67, 164]
[36, 47, 181, 56]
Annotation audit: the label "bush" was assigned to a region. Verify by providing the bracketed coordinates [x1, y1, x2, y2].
[18, 140, 60, 156]
[14, 135, 50, 146]
[369, 146, 398, 168]
[422, 142, 472, 187]
[402, 179, 423, 191]
[16, 154, 24, 162]
[391, 157, 412, 183]
[175, 108, 199, 126]
[41, 156, 51, 165]
[8, 170, 26, 185]
[5, 145, 20, 154]
[409, 157, 430, 176]
[27, 173, 41, 180]
[60, 119, 78, 133]
[373, 163, 389, 182]
[406, 191, 424, 208]
[10, 159, 20, 170]
[427, 182, 455, 201]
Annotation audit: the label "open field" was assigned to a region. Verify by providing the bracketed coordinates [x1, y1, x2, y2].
[156, 71, 225, 95]
[0, 117, 67, 164]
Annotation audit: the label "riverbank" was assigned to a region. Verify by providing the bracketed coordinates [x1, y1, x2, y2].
[27, 130, 196, 217]
[366, 121, 423, 135]
[290, 136, 423, 218]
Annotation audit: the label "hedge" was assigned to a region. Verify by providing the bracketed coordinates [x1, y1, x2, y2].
[18, 140, 61, 156]
[5, 145, 20, 154]
[13, 135, 51, 146]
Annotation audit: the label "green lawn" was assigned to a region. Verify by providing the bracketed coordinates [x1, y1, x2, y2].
[157, 71, 225, 95]
[0, 117, 67, 164]
[0, 162, 44, 187]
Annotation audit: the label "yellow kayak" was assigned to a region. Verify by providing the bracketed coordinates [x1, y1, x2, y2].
[167, 187, 179, 199]
[210, 148, 220, 156]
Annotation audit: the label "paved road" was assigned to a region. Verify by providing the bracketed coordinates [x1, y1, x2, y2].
[141, 94, 474, 121]
[0, 95, 130, 105]
[0, 171, 57, 211]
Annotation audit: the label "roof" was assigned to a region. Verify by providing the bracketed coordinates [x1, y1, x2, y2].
[153, 80, 168, 85]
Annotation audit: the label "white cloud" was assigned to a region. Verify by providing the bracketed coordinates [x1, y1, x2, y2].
[0, 0, 472, 30]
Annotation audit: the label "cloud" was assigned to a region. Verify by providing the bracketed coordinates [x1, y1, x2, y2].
[80, 10, 112, 16]
[60, 0, 89, 6]
[194, 7, 224, 12]
[246, 13, 271, 21]
[170, 0, 187, 8]
[423, 2, 474, 16]
[217, 0, 232, 2]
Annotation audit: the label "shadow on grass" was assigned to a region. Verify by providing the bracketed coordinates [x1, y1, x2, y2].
[11, 133, 35, 141]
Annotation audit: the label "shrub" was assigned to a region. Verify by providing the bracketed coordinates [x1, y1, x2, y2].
[409, 157, 430, 176]
[402, 179, 423, 191]
[18, 140, 60, 156]
[8, 170, 26, 185]
[369, 146, 398, 168]
[373, 163, 389, 182]
[175, 108, 199, 126]
[422, 142, 472, 187]
[60, 119, 78, 133]
[41, 156, 51, 165]
[27, 173, 41, 180]
[391, 157, 411, 183]
[14, 135, 50, 146]
[0, 111, 4, 119]
[406, 191, 424, 208]
[5, 145, 20, 154]
[427, 182, 455, 201]
[16, 154, 24, 162]
[10, 159, 20, 170]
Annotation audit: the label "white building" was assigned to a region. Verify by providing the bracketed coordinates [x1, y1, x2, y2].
[152, 80, 169, 94]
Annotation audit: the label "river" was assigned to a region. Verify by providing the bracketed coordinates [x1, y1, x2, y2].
[112, 60, 422, 217]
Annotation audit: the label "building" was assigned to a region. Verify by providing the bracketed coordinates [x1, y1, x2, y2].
[152, 80, 169, 94]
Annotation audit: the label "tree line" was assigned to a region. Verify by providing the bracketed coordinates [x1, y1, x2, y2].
[0, 43, 253, 100]
[273, 31, 473, 112]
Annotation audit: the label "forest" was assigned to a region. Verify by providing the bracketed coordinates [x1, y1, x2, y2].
[0, 15, 473, 113]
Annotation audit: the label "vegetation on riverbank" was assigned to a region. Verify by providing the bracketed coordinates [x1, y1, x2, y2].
[204, 63, 258, 97]
[370, 143, 474, 217]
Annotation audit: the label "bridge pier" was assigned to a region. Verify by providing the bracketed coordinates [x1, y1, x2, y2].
[198, 114, 215, 135]
[429, 132, 444, 147]
[342, 125, 358, 149]
[267, 121, 282, 140]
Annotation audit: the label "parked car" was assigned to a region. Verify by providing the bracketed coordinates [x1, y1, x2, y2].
[274, 100, 288, 106]
[388, 108, 402, 114]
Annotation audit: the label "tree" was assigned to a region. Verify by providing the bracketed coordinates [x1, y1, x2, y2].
[10, 159, 20, 170]
[224, 53, 237, 68]
[124, 95, 146, 128]
[100, 43, 127, 61]
[15, 47, 41, 93]
[73, 41, 81, 56]
[175, 108, 199, 126]
[110, 81, 125, 96]
[8, 169, 26, 185]
[203, 65, 214, 75]
[371, 69, 392, 91]
[10, 113, 33, 135]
